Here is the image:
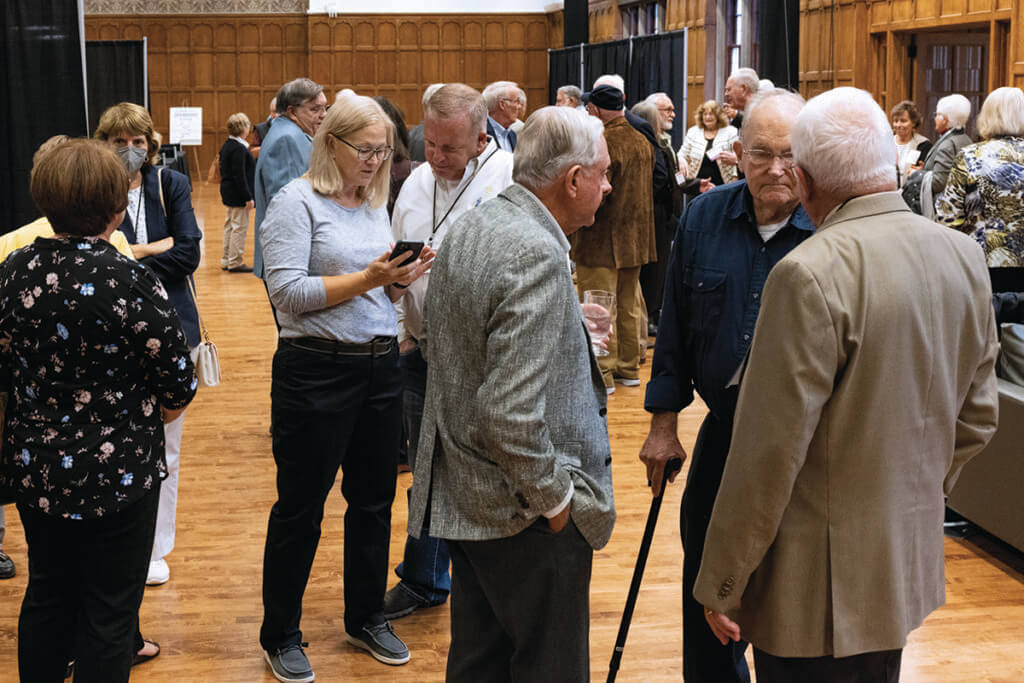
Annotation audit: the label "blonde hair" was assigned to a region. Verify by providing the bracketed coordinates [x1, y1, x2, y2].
[976, 87, 1024, 140]
[227, 112, 251, 137]
[306, 95, 393, 209]
[695, 100, 729, 130]
[94, 102, 162, 165]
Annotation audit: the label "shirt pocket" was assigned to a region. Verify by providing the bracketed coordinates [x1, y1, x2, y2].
[682, 265, 727, 333]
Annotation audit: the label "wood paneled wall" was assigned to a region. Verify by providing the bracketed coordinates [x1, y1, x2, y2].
[84, 13, 550, 181]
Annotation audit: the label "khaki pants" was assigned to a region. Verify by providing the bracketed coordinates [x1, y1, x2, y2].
[576, 264, 643, 387]
[221, 205, 250, 269]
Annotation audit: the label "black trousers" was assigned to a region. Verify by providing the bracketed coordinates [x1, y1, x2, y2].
[447, 519, 593, 683]
[17, 485, 160, 683]
[681, 413, 750, 683]
[260, 340, 402, 650]
[754, 647, 903, 683]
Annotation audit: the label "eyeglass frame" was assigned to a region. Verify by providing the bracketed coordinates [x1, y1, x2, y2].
[742, 146, 797, 169]
[331, 134, 394, 161]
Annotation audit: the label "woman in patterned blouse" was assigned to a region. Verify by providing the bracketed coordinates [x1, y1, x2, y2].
[936, 87, 1024, 266]
[0, 139, 196, 682]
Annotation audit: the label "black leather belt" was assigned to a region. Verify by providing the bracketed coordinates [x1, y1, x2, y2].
[284, 336, 396, 357]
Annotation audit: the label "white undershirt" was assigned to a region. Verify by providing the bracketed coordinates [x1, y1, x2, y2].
[127, 185, 149, 244]
[758, 215, 790, 243]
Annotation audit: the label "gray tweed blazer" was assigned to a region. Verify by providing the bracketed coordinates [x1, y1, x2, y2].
[407, 183, 616, 550]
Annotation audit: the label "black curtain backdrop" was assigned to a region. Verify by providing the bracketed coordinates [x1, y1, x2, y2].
[629, 31, 687, 150]
[757, 0, 800, 90]
[549, 30, 689, 149]
[1, 0, 88, 233]
[86, 40, 147, 134]
[548, 46, 581, 105]
[583, 38, 630, 95]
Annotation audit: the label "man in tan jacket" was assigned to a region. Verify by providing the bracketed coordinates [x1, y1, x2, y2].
[694, 87, 999, 681]
[571, 84, 655, 391]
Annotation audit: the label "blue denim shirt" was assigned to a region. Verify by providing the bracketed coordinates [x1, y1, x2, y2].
[645, 180, 815, 419]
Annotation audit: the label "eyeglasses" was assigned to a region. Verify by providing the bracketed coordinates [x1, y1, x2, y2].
[657, 106, 675, 113]
[302, 104, 327, 115]
[332, 134, 394, 161]
[744, 148, 796, 169]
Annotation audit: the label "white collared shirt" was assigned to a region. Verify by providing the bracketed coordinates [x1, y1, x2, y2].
[229, 135, 249, 149]
[391, 139, 514, 342]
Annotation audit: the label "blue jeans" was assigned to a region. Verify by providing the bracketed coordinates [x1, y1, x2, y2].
[395, 345, 450, 602]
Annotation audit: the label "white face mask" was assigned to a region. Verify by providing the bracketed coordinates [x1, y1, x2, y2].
[117, 145, 147, 174]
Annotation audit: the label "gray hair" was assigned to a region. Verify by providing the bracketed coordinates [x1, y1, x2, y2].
[515, 87, 526, 105]
[976, 87, 1024, 140]
[276, 78, 323, 113]
[425, 83, 488, 134]
[730, 67, 760, 96]
[513, 106, 605, 192]
[558, 85, 582, 105]
[740, 88, 806, 143]
[936, 93, 971, 129]
[421, 82, 445, 109]
[630, 101, 661, 132]
[791, 87, 896, 195]
[594, 73, 625, 92]
[644, 92, 671, 107]
[482, 81, 519, 112]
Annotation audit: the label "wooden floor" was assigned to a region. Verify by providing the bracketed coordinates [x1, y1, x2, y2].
[1, 184, 1023, 682]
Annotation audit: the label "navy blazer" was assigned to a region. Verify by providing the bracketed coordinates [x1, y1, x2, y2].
[253, 116, 313, 279]
[486, 118, 517, 151]
[219, 137, 256, 207]
[118, 164, 202, 346]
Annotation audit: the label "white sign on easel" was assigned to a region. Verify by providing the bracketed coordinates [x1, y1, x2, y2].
[169, 107, 202, 146]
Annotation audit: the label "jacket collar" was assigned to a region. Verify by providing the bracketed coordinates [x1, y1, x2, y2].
[273, 115, 312, 141]
[498, 184, 571, 253]
[819, 191, 909, 232]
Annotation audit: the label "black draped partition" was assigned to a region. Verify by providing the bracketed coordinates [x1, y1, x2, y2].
[548, 30, 689, 149]
[548, 45, 583, 105]
[583, 39, 630, 95]
[86, 40, 148, 134]
[1, 0, 88, 233]
[629, 31, 688, 151]
[757, 0, 800, 90]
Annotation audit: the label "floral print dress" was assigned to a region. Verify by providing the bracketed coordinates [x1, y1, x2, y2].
[0, 237, 197, 519]
[936, 136, 1024, 266]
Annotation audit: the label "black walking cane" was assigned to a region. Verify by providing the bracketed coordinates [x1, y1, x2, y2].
[607, 457, 683, 683]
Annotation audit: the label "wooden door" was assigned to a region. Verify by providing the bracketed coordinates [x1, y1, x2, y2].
[914, 31, 988, 141]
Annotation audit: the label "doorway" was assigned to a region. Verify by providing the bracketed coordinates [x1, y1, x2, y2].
[914, 31, 988, 141]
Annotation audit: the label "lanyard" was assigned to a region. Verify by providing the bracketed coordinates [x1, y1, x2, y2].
[131, 186, 144, 240]
[429, 147, 499, 247]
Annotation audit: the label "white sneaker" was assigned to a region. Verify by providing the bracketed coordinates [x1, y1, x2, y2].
[147, 558, 170, 585]
[616, 377, 642, 387]
[606, 385, 616, 395]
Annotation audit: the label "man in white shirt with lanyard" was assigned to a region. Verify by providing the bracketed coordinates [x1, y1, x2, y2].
[384, 82, 514, 620]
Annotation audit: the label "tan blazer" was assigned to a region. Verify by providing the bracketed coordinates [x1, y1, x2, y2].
[694, 191, 999, 658]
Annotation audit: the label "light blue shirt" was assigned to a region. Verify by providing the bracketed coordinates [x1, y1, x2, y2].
[488, 116, 513, 152]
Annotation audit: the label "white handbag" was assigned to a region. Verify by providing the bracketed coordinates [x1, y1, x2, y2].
[186, 278, 220, 387]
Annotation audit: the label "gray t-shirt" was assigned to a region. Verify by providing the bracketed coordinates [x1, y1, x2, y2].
[260, 177, 398, 342]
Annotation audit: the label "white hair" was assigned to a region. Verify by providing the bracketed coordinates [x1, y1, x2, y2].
[740, 88, 805, 143]
[421, 83, 445, 109]
[729, 67, 760, 95]
[594, 74, 625, 93]
[644, 92, 671, 106]
[976, 87, 1024, 139]
[513, 106, 605, 192]
[482, 81, 519, 112]
[515, 87, 526, 105]
[792, 87, 896, 195]
[936, 94, 971, 129]
[758, 78, 775, 91]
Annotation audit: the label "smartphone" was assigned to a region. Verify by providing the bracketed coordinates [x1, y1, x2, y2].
[389, 240, 424, 267]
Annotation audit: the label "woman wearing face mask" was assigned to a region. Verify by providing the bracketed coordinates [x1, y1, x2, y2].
[93, 103, 201, 596]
